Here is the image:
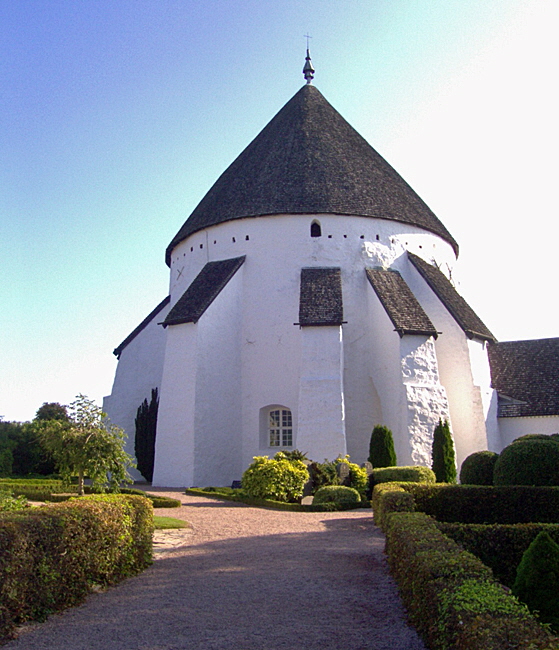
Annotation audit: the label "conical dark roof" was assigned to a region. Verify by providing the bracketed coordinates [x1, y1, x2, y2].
[166, 84, 458, 264]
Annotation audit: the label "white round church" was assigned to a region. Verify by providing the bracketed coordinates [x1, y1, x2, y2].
[103, 56, 559, 487]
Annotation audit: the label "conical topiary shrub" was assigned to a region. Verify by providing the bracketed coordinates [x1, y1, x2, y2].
[431, 419, 456, 483]
[368, 425, 397, 468]
[512, 531, 559, 632]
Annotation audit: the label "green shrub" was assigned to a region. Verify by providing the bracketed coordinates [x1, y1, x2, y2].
[431, 419, 457, 483]
[371, 465, 435, 486]
[384, 511, 558, 650]
[0, 491, 28, 512]
[134, 388, 159, 482]
[241, 455, 309, 503]
[371, 482, 416, 529]
[438, 522, 559, 589]
[0, 495, 153, 641]
[307, 459, 339, 493]
[118, 488, 181, 508]
[459, 451, 498, 485]
[403, 484, 559, 524]
[335, 456, 368, 498]
[494, 439, 559, 486]
[313, 485, 361, 507]
[368, 425, 396, 468]
[513, 531, 559, 632]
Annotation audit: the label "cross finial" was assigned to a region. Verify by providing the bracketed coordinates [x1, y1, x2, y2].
[302, 35, 315, 84]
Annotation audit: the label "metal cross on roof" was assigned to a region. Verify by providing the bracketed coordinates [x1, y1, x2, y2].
[302, 35, 315, 84]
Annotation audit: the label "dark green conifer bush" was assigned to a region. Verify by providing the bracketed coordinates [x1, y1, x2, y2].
[134, 388, 159, 482]
[513, 531, 559, 632]
[459, 450, 498, 485]
[368, 425, 396, 468]
[494, 439, 559, 486]
[431, 419, 457, 483]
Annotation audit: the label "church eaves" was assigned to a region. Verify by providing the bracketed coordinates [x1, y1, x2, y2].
[366, 268, 438, 338]
[298, 267, 343, 326]
[166, 84, 459, 265]
[408, 252, 495, 343]
[162, 256, 245, 326]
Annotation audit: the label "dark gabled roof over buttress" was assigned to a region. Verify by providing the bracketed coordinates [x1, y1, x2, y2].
[488, 338, 559, 417]
[162, 256, 245, 327]
[366, 268, 438, 338]
[408, 252, 495, 343]
[299, 267, 343, 326]
[166, 84, 459, 265]
[113, 296, 170, 358]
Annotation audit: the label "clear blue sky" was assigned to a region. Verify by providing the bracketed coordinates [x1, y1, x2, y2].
[1, 1, 557, 422]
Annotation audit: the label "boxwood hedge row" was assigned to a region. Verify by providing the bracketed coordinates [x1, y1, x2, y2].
[373, 483, 559, 649]
[0, 494, 153, 642]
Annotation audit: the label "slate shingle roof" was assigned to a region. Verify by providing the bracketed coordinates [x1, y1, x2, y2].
[162, 256, 245, 327]
[113, 296, 171, 358]
[166, 84, 458, 265]
[408, 252, 495, 342]
[299, 267, 343, 326]
[366, 268, 438, 338]
[488, 338, 559, 417]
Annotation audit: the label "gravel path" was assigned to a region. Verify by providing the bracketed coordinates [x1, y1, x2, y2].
[6, 491, 426, 650]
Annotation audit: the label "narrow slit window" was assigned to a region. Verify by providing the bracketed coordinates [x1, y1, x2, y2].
[310, 221, 322, 238]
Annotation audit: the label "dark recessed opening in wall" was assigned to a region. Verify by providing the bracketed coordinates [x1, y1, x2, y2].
[246, 235, 249, 241]
[232, 237, 236, 243]
[190, 247, 193, 252]
[343, 234, 347, 238]
[310, 221, 322, 237]
[200, 244, 203, 249]
[214, 240, 216, 244]
[376, 234, 380, 241]
[328, 235, 332, 239]
[360, 235, 364, 239]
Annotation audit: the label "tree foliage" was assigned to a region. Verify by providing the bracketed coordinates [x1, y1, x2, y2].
[35, 402, 69, 422]
[35, 395, 135, 495]
[368, 425, 397, 468]
[431, 419, 456, 483]
[134, 388, 159, 482]
[513, 531, 559, 632]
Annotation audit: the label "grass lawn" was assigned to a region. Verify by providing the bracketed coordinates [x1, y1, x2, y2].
[153, 516, 190, 530]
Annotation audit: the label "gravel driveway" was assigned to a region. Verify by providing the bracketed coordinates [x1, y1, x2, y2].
[6, 491, 425, 650]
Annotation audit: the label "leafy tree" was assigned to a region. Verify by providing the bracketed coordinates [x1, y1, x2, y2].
[431, 418, 457, 483]
[9, 421, 56, 476]
[35, 394, 135, 495]
[368, 425, 397, 468]
[134, 388, 159, 482]
[35, 402, 69, 422]
[513, 531, 559, 632]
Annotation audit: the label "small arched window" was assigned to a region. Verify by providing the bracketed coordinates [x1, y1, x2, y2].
[310, 221, 322, 238]
[268, 408, 293, 447]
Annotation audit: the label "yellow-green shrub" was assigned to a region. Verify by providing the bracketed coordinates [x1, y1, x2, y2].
[0, 494, 153, 641]
[241, 454, 309, 503]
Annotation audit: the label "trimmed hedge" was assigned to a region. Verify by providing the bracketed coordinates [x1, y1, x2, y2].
[371, 482, 415, 528]
[371, 465, 435, 486]
[459, 451, 499, 485]
[494, 439, 559, 486]
[0, 494, 153, 641]
[437, 522, 559, 589]
[313, 485, 361, 506]
[402, 484, 559, 524]
[184, 488, 364, 511]
[384, 511, 558, 650]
